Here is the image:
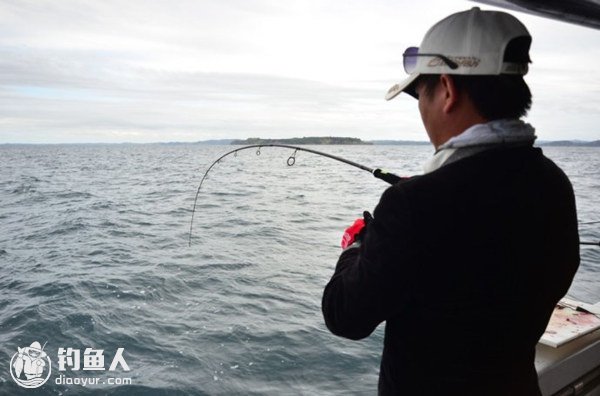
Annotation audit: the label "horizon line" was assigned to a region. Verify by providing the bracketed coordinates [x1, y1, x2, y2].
[1, 138, 600, 146]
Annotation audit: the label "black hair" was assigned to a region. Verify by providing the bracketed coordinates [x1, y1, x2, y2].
[419, 74, 532, 120]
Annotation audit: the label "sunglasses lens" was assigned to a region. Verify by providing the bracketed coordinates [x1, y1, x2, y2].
[403, 47, 419, 74]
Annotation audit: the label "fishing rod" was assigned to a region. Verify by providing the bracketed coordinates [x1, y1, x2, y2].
[578, 222, 600, 246]
[188, 144, 600, 248]
[581, 241, 600, 247]
[188, 144, 403, 246]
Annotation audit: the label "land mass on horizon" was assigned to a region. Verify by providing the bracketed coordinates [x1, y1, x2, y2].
[229, 137, 371, 145]
[218, 137, 600, 147]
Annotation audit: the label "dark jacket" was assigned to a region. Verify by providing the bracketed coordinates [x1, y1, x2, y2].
[322, 146, 580, 395]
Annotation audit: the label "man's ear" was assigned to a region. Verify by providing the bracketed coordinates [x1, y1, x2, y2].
[439, 74, 459, 114]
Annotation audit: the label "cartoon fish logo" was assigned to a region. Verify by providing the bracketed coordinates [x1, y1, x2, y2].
[10, 341, 52, 388]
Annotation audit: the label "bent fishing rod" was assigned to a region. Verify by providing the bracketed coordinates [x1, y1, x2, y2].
[188, 144, 403, 246]
[188, 144, 600, 247]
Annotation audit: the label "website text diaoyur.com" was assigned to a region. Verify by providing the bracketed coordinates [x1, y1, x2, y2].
[55, 374, 132, 387]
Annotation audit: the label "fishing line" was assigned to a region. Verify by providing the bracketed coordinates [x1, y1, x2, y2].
[188, 144, 402, 246]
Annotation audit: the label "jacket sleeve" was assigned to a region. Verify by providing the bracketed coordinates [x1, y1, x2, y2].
[322, 184, 418, 340]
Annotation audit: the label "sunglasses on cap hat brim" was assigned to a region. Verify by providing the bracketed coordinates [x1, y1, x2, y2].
[402, 47, 459, 74]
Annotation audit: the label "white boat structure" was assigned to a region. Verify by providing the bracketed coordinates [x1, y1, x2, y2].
[537, 299, 600, 395]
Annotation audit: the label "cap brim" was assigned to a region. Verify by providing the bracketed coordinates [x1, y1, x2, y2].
[384, 73, 420, 101]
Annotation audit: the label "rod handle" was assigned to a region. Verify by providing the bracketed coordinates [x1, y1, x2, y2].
[373, 168, 404, 185]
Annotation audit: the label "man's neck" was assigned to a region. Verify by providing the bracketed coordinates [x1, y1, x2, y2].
[433, 115, 489, 150]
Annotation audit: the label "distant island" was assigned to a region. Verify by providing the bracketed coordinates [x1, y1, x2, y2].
[536, 140, 600, 147]
[370, 140, 430, 146]
[229, 137, 371, 145]
[184, 138, 599, 147]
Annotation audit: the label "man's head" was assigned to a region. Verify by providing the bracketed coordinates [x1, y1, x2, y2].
[386, 8, 533, 147]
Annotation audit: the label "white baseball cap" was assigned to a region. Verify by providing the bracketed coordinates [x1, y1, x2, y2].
[385, 7, 531, 100]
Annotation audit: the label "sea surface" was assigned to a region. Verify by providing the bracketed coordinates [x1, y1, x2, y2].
[0, 144, 598, 395]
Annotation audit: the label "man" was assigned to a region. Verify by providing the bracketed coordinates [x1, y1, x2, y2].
[322, 8, 580, 395]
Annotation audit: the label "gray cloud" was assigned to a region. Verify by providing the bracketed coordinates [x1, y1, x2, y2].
[0, 0, 598, 143]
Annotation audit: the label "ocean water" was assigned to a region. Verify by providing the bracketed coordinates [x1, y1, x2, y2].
[0, 144, 598, 395]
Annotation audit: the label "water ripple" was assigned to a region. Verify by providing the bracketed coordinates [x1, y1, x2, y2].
[0, 144, 597, 395]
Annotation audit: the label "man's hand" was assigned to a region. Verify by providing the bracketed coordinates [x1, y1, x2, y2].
[341, 211, 373, 249]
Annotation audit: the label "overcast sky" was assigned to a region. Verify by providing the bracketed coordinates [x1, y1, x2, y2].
[1, 0, 599, 143]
